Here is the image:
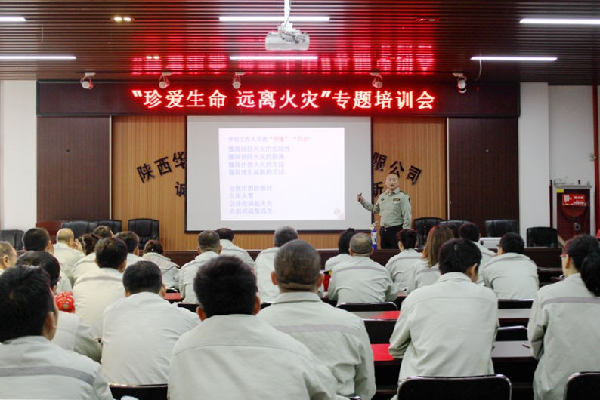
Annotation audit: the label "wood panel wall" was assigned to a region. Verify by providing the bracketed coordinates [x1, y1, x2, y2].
[112, 116, 447, 251]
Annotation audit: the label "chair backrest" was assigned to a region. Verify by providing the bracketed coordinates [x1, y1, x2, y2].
[526, 226, 558, 248]
[496, 325, 527, 341]
[484, 219, 519, 237]
[438, 219, 470, 238]
[364, 319, 396, 343]
[95, 219, 122, 234]
[412, 217, 444, 247]
[564, 371, 600, 400]
[0, 229, 24, 251]
[60, 220, 97, 239]
[337, 302, 398, 312]
[128, 218, 159, 249]
[397, 374, 511, 400]
[498, 299, 533, 309]
[177, 303, 199, 312]
[110, 384, 168, 400]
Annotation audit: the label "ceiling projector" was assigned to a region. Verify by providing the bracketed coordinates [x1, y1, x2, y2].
[265, 22, 310, 51]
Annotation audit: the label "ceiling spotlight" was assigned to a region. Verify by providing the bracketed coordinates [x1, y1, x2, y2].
[371, 72, 382, 89]
[232, 72, 245, 89]
[453, 72, 467, 94]
[80, 72, 95, 90]
[159, 71, 172, 89]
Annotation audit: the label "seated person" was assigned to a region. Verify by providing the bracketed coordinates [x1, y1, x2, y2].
[459, 222, 496, 285]
[482, 232, 539, 299]
[407, 225, 454, 293]
[180, 230, 221, 304]
[73, 234, 100, 282]
[385, 229, 421, 294]
[258, 239, 375, 400]
[73, 237, 127, 338]
[23, 227, 72, 293]
[102, 261, 198, 385]
[255, 226, 298, 303]
[115, 231, 143, 267]
[216, 227, 255, 269]
[168, 256, 337, 400]
[528, 234, 600, 400]
[53, 228, 84, 284]
[142, 240, 180, 290]
[93, 225, 113, 239]
[389, 238, 498, 382]
[0, 241, 17, 273]
[18, 251, 101, 362]
[0, 266, 113, 399]
[324, 228, 355, 273]
[328, 232, 397, 304]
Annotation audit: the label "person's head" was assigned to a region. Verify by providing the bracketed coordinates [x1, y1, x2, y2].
[564, 234, 599, 272]
[274, 226, 298, 247]
[95, 237, 128, 271]
[22, 228, 51, 252]
[384, 173, 399, 191]
[579, 249, 600, 296]
[439, 238, 482, 282]
[338, 228, 355, 254]
[80, 233, 99, 255]
[459, 223, 481, 243]
[422, 225, 455, 267]
[0, 241, 17, 270]
[498, 232, 525, 255]
[0, 265, 57, 342]
[17, 251, 61, 290]
[143, 239, 163, 255]
[193, 256, 258, 319]
[122, 261, 163, 295]
[198, 230, 221, 253]
[350, 232, 373, 256]
[273, 240, 322, 293]
[397, 229, 417, 250]
[93, 225, 114, 239]
[116, 231, 139, 254]
[216, 228, 234, 242]
[56, 228, 75, 246]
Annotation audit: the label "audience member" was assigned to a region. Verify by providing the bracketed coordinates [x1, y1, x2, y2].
[328, 232, 397, 304]
[255, 226, 298, 303]
[482, 232, 539, 299]
[17, 251, 101, 362]
[53, 228, 84, 284]
[180, 230, 221, 303]
[258, 239, 375, 399]
[142, 240, 180, 289]
[73, 233, 100, 282]
[389, 238, 497, 383]
[459, 222, 496, 284]
[216, 227, 255, 269]
[0, 266, 113, 399]
[324, 228, 355, 273]
[73, 237, 127, 338]
[23, 227, 72, 293]
[407, 225, 454, 293]
[385, 229, 421, 294]
[169, 256, 337, 399]
[0, 241, 17, 273]
[116, 231, 143, 267]
[528, 234, 600, 400]
[93, 225, 114, 239]
[102, 260, 198, 385]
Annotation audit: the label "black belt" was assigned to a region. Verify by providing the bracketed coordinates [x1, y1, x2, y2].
[381, 225, 402, 231]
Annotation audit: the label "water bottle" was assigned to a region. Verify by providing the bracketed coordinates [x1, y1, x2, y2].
[371, 223, 377, 249]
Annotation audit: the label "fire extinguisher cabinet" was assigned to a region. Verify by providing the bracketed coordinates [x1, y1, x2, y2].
[552, 184, 594, 241]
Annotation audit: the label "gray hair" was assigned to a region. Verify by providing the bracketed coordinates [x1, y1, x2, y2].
[274, 226, 298, 247]
[350, 233, 372, 255]
[274, 240, 321, 291]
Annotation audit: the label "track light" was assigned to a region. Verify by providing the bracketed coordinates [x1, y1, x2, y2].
[80, 72, 95, 90]
[370, 72, 382, 89]
[159, 71, 171, 89]
[232, 72, 245, 89]
[453, 72, 467, 94]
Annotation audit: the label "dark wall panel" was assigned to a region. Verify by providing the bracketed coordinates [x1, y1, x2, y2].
[37, 117, 110, 222]
[448, 118, 519, 232]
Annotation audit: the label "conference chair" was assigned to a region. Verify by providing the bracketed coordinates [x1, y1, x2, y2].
[496, 325, 528, 341]
[526, 226, 559, 248]
[0, 229, 24, 251]
[396, 374, 511, 400]
[438, 219, 470, 238]
[95, 219, 122, 234]
[564, 371, 600, 400]
[364, 319, 396, 343]
[484, 219, 519, 238]
[412, 217, 444, 247]
[337, 302, 398, 312]
[498, 299, 533, 309]
[128, 218, 159, 249]
[109, 384, 168, 400]
[60, 220, 97, 239]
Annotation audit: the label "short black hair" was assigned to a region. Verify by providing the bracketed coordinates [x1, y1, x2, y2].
[0, 266, 55, 341]
[459, 223, 480, 243]
[439, 238, 482, 274]
[143, 239, 163, 255]
[123, 261, 163, 294]
[275, 240, 321, 291]
[565, 234, 599, 270]
[80, 233, 99, 256]
[499, 232, 525, 254]
[116, 231, 139, 253]
[95, 237, 128, 269]
[93, 226, 113, 239]
[274, 226, 298, 247]
[22, 228, 50, 251]
[198, 230, 221, 252]
[216, 228, 234, 241]
[17, 251, 61, 287]
[193, 256, 256, 317]
[338, 228, 355, 254]
[397, 229, 418, 249]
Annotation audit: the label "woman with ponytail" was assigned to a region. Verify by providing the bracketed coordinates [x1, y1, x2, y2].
[528, 234, 600, 400]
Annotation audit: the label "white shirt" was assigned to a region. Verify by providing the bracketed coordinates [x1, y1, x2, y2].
[125, 253, 143, 267]
[328, 255, 397, 305]
[179, 251, 219, 304]
[528, 273, 600, 400]
[254, 247, 280, 303]
[53, 311, 102, 362]
[73, 267, 125, 338]
[57, 270, 73, 294]
[407, 259, 441, 293]
[102, 292, 199, 385]
[219, 239, 255, 269]
[73, 253, 99, 283]
[324, 253, 352, 272]
[0, 336, 113, 400]
[482, 252, 539, 299]
[142, 252, 181, 289]
[389, 272, 498, 381]
[53, 242, 84, 283]
[385, 248, 422, 294]
[169, 314, 337, 400]
[258, 292, 376, 400]
[475, 242, 496, 285]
